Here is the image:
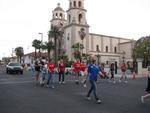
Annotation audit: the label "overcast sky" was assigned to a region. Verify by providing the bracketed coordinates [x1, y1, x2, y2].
[0, 0, 150, 59]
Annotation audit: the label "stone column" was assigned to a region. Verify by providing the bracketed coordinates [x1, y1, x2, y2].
[137, 58, 143, 75]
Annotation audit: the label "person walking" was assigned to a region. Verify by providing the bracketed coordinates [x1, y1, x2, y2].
[85, 59, 104, 104]
[40, 61, 47, 86]
[34, 61, 41, 84]
[72, 59, 81, 84]
[141, 67, 150, 103]
[47, 60, 55, 88]
[58, 59, 65, 84]
[119, 63, 127, 83]
[109, 63, 116, 83]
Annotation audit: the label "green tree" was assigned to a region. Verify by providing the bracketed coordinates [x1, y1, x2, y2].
[32, 39, 42, 59]
[15, 47, 24, 63]
[71, 42, 84, 60]
[48, 26, 63, 65]
[133, 36, 150, 67]
[41, 41, 54, 60]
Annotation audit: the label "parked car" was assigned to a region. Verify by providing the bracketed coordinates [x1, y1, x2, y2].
[6, 62, 23, 74]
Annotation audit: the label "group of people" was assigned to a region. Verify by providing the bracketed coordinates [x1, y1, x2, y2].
[30, 58, 150, 104]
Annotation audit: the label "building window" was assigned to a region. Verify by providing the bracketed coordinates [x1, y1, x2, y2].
[70, 2, 72, 8]
[106, 46, 108, 52]
[60, 13, 62, 19]
[74, 1, 76, 7]
[68, 14, 71, 23]
[106, 61, 109, 65]
[96, 45, 99, 51]
[56, 13, 58, 18]
[78, 1, 82, 7]
[114, 47, 117, 53]
[78, 14, 82, 23]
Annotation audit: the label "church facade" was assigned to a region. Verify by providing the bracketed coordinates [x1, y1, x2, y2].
[50, 0, 135, 67]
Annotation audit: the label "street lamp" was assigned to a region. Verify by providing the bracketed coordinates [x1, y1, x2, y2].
[38, 32, 43, 58]
[38, 32, 43, 42]
[96, 45, 100, 65]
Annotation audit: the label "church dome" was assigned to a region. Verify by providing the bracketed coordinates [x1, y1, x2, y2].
[54, 3, 64, 12]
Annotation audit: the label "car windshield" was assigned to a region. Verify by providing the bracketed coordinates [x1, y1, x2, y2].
[9, 63, 21, 66]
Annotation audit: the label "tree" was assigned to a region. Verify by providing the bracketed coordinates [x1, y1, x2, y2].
[48, 26, 64, 65]
[32, 39, 42, 59]
[15, 47, 24, 63]
[133, 35, 150, 67]
[71, 42, 84, 60]
[41, 41, 54, 61]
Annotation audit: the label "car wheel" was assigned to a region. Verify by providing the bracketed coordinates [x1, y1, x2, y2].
[20, 71, 23, 74]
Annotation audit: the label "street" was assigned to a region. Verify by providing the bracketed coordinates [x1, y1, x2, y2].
[0, 69, 150, 113]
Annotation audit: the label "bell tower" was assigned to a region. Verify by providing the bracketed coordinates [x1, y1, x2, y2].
[64, 0, 89, 60]
[50, 3, 66, 27]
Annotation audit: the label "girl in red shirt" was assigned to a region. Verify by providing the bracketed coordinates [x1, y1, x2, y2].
[58, 59, 65, 84]
[46, 59, 55, 88]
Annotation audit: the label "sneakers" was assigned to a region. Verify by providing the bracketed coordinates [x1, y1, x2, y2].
[83, 84, 87, 88]
[52, 85, 55, 89]
[113, 81, 116, 84]
[85, 96, 91, 101]
[141, 96, 144, 103]
[62, 81, 65, 84]
[124, 81, 128, 83]
[97, 99, 102, 104]
[59, 81, 61, 84]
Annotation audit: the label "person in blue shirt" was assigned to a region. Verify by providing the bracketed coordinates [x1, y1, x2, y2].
[86, 59, 104, 104]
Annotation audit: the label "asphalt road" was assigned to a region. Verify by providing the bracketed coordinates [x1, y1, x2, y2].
[0, 69, 150, 113]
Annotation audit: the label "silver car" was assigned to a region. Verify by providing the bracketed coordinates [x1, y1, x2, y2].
[6, 62, 23, 74]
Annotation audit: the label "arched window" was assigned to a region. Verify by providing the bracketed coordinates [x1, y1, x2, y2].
[68, 14, 71, 23]
[78, 14, 82, 23]
[70, 2, 72, 8]
[56, 13, 58, 18]
[74, 1, 76, 7]
[114, 47, 117, 53]
[106, 46, 108, 52]
[60, 13, 62, 19]
[78, 1, 82, 7]
[96, 45, 99, 51]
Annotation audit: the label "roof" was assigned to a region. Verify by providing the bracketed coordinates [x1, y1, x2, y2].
[53, 3, 64, 12]
[24, 52, 48, 58]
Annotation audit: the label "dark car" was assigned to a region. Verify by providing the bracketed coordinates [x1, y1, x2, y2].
[6, 62, 23, 74]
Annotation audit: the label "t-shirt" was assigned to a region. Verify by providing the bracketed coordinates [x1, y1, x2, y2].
[58, 63, 65, 72]
[80, 63, 86, 71]
[72, 61, 81, 72]
[88, 64, 101, 81]
[121, 65, 126, 72]
[48, 63, 55, 72]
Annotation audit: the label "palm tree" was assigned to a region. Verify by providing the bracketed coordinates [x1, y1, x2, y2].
[48, 26, 64, 65]
[41, 41, 54, 60]
[15, 47, 24, 63]
[32, 39, 42, 59]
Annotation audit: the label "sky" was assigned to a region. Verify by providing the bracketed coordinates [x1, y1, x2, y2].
[0, 0, 150, 59]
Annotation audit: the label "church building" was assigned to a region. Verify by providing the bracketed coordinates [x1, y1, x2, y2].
[50, 0, 135, 67]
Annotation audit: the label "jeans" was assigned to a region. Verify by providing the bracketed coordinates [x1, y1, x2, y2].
[59, 72, 65, 82]
[47, 72, 54, 86]
[87, 80, 99, 100]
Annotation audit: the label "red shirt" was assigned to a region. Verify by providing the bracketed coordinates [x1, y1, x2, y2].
[58, 62, 65, 72]
[121, 64, 127, 72]
[48, 63, 55, 72]
[80, 63, 86, 71]
[72, 61, 81, 72]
